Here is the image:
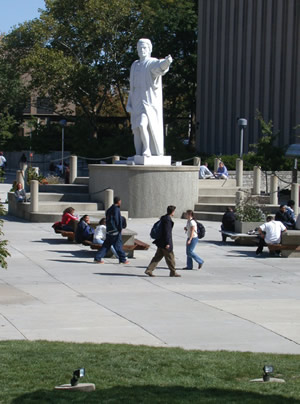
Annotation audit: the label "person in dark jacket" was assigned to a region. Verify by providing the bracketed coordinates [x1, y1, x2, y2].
[221, 207, 236, 242]
[75, 215, 94, 243]
[94, 197, 129, 264]
[145, 205, 181, 277]
[275, 204, 294, 229]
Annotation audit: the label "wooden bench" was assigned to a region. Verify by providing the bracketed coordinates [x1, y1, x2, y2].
[82, 238, 149, 258]
[54, 229, 75, 241]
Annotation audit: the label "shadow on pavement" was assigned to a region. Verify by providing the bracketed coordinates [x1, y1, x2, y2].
[33, 238, 71, 245]
[11, 386, 300, 404]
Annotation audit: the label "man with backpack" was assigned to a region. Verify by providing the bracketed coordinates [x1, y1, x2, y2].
[94, 196, 129, 264]
[145, 205, 181, 277]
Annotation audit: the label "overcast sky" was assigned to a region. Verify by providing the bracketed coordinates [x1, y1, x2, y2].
[0, 0, 45, 34]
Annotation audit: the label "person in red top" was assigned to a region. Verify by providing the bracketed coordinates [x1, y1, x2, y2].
[61, 207, 78, 231]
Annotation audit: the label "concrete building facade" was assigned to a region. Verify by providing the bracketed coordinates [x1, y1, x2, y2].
[196, 0, 300, 155]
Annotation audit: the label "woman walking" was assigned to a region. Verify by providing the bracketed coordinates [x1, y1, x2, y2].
[183, 210, 204, 270]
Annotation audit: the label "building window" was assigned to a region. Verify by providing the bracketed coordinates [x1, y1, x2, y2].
[36, 97, 54, 114]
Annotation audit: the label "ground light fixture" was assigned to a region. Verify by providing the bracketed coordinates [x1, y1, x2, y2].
[70, 368, 85, 386]
[263, 365, 274, 382]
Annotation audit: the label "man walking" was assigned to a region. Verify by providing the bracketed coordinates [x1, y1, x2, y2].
[145, 205, 181, 277]
[94, 196, 129, 264]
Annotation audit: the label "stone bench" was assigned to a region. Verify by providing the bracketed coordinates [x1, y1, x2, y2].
[268, 230, 300, 258]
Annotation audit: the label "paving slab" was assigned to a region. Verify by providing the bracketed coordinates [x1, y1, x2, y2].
[1, 186, 300, 353]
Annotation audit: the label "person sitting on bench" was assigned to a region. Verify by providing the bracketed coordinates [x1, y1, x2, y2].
[75, 215, 94, 243]
[256, 215, 287, 256]
[221, 207, 236, 242]
[93, 218, 119, 258]
[61, 207, 78, 232]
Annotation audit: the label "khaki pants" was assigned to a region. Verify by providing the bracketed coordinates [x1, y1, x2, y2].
[146, 248, 176, 274]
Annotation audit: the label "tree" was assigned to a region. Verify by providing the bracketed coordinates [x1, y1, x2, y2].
[0, 52, 28, 146]
[1, 0, 141, 139]
[1, 0, 198, 150]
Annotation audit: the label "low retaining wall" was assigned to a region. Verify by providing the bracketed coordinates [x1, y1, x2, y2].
[228, 171, 297, 192]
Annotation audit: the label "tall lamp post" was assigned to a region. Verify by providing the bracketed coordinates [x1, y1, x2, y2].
[237, 118, 247, 158]
[59, 119, 67, 175]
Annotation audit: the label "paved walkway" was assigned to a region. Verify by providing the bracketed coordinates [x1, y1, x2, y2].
[1, 182, 300, 353]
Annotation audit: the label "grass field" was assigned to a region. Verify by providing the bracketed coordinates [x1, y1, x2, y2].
[1, 341, 300, 403]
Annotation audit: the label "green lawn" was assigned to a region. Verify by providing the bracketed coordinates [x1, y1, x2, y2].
[1, 341, 300, 403]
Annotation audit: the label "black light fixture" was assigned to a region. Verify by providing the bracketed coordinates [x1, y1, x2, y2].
[70, 368, 85, 386]
[263, 365, 274, 382]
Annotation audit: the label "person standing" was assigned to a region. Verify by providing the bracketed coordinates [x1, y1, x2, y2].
[145, 205, 181, 277]
[94, 197, 129, 264]
[182, 210, 204, 270]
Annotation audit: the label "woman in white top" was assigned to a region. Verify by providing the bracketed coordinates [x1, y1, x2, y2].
[183, 210, 204, 269]
[93, 218, 118, 258]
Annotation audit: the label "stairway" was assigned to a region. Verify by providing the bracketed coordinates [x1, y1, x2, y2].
[194, 179, 240, 222]
[8, 177, 117, 223]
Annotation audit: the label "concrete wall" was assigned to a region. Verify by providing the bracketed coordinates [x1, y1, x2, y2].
[89, 164, 199, 218]
[228, 170, 298, 192]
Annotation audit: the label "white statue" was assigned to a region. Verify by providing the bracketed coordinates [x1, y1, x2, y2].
[126, 38, 172, 157]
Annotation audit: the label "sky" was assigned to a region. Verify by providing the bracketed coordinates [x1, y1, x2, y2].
[0, 0, 45, 34]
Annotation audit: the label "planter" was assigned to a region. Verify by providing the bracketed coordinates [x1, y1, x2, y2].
[235, 220, 264, 234]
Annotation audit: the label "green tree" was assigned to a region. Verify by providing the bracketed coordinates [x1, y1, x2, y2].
[0, 53, 28, 146]
[1, 0, 198, 154]
[2, 0, 141, 139]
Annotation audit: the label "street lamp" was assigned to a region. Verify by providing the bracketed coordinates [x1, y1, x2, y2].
[237, 118, 247, 158]
[59, 119, 67, 175]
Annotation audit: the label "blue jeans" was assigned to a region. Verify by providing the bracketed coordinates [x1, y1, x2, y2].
[93, 238, 119, 258]
[95, 233, 126, 263]
[186, 237, 203, 269]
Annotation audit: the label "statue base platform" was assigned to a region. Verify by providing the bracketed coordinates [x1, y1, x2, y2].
[133, 155, 171, 166]
[89, 164, 199, 218]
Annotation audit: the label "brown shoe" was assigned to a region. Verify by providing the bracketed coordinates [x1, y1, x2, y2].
[170, 272, 181, 277]
[145, 269, 155, 277]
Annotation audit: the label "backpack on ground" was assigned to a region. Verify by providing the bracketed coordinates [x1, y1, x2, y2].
[196, 221, 205, 239]
[150, 219, 162, 240]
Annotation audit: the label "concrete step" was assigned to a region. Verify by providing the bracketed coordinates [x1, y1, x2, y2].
[38, 201, 102, 213]
[194, 203, 234, 212]
[74, 177, 89, 185]
[198, 195, 236, 204]
[198, 179, 237, 188]
[198, 187, 239, 196]
[39, 184, 89, 194]
[38, 193, 91, 202]
[194, 211, 224, 221]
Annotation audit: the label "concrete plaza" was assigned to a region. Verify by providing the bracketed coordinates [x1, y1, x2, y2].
[1, 180, 300, 354]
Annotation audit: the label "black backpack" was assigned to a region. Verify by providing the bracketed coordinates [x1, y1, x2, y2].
[196, 221, 205, 239]
[150, 219, 162, 240]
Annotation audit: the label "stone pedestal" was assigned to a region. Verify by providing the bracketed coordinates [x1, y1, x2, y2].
[55, 383, 96, 392]
[89, 164, 199, 218]
[133, 155, 171, 166]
